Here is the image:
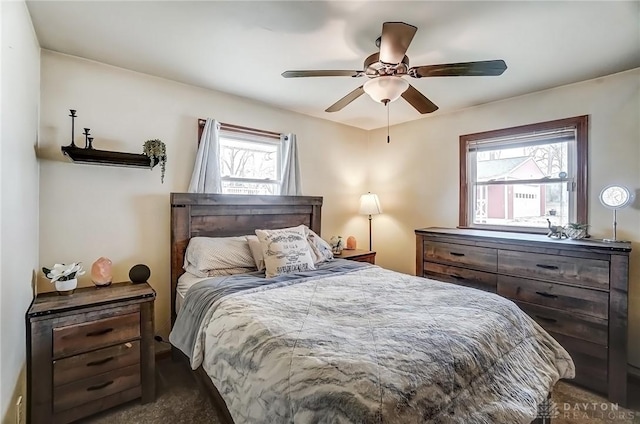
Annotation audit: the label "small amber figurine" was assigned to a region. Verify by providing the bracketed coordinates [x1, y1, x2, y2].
[346, 236, 357, 250]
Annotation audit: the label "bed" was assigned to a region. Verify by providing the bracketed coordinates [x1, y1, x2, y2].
[169, 193, 574, 424]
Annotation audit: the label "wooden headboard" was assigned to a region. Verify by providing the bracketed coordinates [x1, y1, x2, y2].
[170, 193, 323, 326]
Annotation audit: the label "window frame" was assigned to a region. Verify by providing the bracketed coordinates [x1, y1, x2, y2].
[459, 115, 588, 233]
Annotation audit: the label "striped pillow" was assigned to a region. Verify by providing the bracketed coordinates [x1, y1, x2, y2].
[183, 236, 256, 278]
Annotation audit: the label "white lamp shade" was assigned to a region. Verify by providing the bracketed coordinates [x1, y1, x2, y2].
[363, 76, 409, 103]
[359, 193, 382, 215]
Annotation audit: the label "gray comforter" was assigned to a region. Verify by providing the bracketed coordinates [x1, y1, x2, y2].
[170, 260, 574, 424]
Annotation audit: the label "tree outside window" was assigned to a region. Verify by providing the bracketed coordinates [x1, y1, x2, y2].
[219, 135, 280, 195]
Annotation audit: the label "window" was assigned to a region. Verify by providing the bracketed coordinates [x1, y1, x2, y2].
[219, 131, 281, 195]
[197, 121, 283, 195]
[459, 116, 588, 233]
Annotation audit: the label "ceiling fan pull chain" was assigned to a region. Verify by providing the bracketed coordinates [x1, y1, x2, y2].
[387, 102, 390, 143]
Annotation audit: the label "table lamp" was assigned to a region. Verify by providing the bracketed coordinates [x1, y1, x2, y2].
[359, 193, 382, 250]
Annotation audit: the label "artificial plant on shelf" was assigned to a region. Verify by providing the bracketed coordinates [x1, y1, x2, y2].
[566, 222, 590, 240]
[143, 139, 166, 183]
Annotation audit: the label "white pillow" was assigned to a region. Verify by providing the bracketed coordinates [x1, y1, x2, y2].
[255, 225, 315, 278]
[183, 236, 256, 278]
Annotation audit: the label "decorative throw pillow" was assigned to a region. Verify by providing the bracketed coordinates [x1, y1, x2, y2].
[183, 236, 256, 278]
[245, 235, 266, 272]
[248, 226, 333, 271]
[255, 225, 315, 278]
[305, 228, 334, 264]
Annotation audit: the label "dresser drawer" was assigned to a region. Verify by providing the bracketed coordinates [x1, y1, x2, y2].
[424, 241, 497, 272]
[498, 250, 609, 290]
[53, 312, 140, 359]
[550, 332, 608, 394]
[424, 262, 497, 293]
[514, 301, 608, 345]
[497, 276, 608, 319]
[54, 340, 140, 387]
[54, 364, 140, 413]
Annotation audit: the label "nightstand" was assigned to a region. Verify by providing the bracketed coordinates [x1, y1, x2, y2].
[26, 282, 156, 424]
[335, 249, 376, 264]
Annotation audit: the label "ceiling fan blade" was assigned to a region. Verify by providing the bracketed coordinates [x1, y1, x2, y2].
[378, 22, 417, 64]
[325, 86, 365, 112]
[409, 60, 507, 78]
[401, 84, 439, 114]
[282, 70, 363, 78]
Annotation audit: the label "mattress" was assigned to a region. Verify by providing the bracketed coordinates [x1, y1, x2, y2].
[176, 272, 209, 312]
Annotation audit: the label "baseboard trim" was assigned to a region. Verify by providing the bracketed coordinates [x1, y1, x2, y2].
[155, 347, 171, 361]
[154, 338, 172, 361]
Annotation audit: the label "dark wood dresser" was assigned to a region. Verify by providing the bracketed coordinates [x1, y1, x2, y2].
[26, 282, 156, 424]
[415, 227, 631, 406]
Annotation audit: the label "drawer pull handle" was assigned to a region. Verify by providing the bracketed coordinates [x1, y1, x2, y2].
[535, 291, 558, 299]
[86, 356, 114, 367]
[536, 264, 559, 270]
[86, 328, 114, 337]
[535, 315, 557, 324]
[450, 252, 465, 257]
[86, 380, 114, 391]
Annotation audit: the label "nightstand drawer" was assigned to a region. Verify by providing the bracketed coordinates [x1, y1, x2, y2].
[349, 253, 375, 264]
[498, 250, 609, 289]
[54, 340, 140, 387]
[514, 301, 608, 346]
[423, 241, 497, 272]
[497, 275, 608, 319]
[53, 312, 140, 359]
[54, 364, 140, 413]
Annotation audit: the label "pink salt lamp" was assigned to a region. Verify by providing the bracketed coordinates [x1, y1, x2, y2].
[91, 257, 113, 287]
[346, 236, 357, 250]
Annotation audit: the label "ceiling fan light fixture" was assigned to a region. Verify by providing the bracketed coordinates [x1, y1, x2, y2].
[363, 76, 409, 104]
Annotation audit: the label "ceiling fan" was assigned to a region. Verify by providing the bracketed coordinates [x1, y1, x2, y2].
[282, 22, 507, 114]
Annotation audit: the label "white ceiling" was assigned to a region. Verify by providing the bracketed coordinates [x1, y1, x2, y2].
[26, 1, 640, 130]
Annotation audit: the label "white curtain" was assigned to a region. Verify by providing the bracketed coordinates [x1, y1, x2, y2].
[279, 133, 302, 195]
[188, 118, 222, 193]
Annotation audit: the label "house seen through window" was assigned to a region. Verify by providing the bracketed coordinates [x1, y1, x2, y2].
[219, 131, 281, 195]
[460, 116, 588, 233]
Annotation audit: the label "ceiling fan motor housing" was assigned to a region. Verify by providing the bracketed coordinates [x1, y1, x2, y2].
[364, 52, 410, 77]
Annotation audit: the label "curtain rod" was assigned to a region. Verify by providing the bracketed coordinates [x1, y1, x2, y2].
[198, 119, 282, 140]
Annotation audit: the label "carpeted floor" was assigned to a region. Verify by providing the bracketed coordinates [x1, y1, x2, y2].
[82, 357, 639, 424]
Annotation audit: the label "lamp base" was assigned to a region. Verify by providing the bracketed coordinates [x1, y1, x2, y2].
[602, 238, 630, 243]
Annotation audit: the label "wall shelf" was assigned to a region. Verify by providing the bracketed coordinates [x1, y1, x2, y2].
[61, 145, 159, 168]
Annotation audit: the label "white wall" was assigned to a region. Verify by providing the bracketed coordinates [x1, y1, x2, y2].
[0, 1, 40, 422]
[35, 46, 640, 379]
[38, 51, 370, 338]
[367, 68, 640, 367]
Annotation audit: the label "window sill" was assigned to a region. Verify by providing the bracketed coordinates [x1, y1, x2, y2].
[456, 225, 548, 235]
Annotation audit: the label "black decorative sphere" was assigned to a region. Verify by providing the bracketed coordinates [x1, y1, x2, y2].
[129, 264, 151, 284]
